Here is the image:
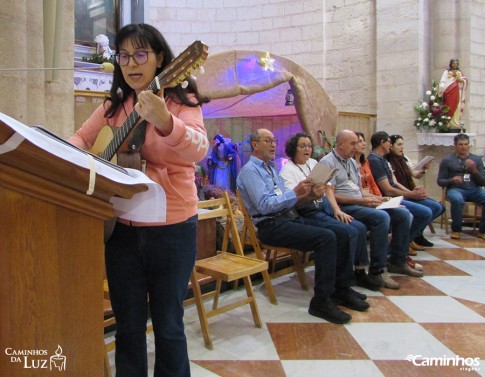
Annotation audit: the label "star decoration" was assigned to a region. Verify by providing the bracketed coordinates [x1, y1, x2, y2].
[260, 52, 275, 71]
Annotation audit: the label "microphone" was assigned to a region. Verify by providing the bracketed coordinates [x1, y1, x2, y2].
[0, 62, 115, 73]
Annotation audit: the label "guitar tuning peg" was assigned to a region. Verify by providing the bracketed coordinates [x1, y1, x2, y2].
[190, 75, 197, 81]
[181, 80, 188, 89]
[199, 66, 205, 74]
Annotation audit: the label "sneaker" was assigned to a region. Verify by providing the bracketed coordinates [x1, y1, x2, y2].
[355, 269, 382, 291]
[388, 262, 424, 277]
[409, 241, 425, 251]
[381, 272, 400, 289]
[414, 235, 433, 247]
[407, 256, 423, 272]
[451, 232, 461, 239]
[331, 288, 370, 312]
[308, 297, 352, 324]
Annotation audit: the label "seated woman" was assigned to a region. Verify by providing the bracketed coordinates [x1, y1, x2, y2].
[354, 132, 423, 271]
[386, 134, 444, 248]
[280, 132, 381, 291]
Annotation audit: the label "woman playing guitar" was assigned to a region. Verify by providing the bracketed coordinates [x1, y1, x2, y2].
[69, 23, 208, 377]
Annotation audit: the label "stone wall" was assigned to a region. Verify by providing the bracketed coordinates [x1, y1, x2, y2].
[0, 1, 74, 137]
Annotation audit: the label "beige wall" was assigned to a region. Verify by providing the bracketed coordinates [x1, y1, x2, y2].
[0, 1, 74, 137]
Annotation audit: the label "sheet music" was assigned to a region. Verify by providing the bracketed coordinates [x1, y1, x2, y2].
[413, 156, 435, 171]
[308, 163, 337, 185]
[0, 112, 167, 222]
[376, 196, 403, 210]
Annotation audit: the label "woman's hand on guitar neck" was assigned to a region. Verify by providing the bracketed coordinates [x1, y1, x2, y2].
[135, 89, 174, 136]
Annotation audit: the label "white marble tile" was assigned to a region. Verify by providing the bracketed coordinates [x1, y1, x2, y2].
[423, 275, 485, 304]
[387, 296, 485, 323]
[446, 260, 485, 277]
[464, 248, 485, 258]
[190, 362, 221, 377]
[281, 360, 384, 377]
[345, 323, 455, 360]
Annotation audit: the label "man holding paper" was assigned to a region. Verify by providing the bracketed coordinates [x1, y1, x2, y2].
[320, 130, 420, 290]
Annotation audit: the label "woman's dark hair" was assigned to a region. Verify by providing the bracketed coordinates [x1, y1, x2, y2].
[285, 132, 312, 160]
[105, 23, 208, 118]
[354, 131, 366, 164]
[389, 134, 403, 145]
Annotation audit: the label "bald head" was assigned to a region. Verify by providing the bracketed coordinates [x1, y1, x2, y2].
[335, 129, 358, 160]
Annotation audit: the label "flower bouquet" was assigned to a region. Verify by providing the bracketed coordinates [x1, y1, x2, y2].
[414, 80, 451, 132]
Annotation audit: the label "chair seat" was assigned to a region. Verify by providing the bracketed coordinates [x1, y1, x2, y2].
[195, 252, 269, 281]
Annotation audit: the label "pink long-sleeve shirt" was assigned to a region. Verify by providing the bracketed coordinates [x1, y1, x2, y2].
[69, 94, 208, 226]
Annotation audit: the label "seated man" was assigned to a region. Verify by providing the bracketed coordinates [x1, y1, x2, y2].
[280, 132, 381, 291]
[320, 130, 422, 289]
[367, 131, 436, 255]
[437, 133, 485, 239]
[237, 128, 369, 325]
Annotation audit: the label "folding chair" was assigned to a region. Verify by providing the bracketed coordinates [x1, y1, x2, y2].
[236, 189, 310, 291]
[191, 191, 272, 349]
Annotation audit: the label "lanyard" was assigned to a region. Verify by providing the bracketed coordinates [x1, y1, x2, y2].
[332, 150, 351, 179]
[293, 160, 311, 178]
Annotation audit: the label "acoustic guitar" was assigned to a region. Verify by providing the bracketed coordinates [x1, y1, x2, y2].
[90, 40, 209, 171]
[90, 40, 208, 241]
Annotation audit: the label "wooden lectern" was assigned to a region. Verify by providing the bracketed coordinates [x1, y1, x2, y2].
[0, 119, 148, 376]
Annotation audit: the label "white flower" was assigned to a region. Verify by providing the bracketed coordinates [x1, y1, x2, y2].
[439, 122, 443, 126]
[424, 118, 429, 122]
[426, 90, 432, 96]
[422, 102, 428, 108]
[428, 113, 432, 118]
[430, 95, 435, 101]
[433, 102, 439, 107]
[430, 119, 436, 126]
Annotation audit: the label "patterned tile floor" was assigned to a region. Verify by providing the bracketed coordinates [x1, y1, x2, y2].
[107, 227, 485, 376]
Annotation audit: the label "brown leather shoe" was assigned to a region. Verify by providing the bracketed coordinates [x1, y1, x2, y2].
[409, 241, 425, 251]
[478, 233, 485, 241]
[408, 247, 417, 256]
[451, 232, 461, 240]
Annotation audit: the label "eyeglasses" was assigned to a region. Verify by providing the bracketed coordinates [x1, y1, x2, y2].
[297, 144, 313, 149]
[260, 138, 277, 145]
[115, 51, 154, 66]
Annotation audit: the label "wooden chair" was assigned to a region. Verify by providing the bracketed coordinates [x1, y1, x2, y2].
[236, 189, 310, 291]
[440, 187, 481, 234]
[191, 191, 272, 349]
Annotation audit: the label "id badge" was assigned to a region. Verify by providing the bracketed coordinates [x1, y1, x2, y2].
[464, 173, 471, 182]
[274, 187, 283, 196]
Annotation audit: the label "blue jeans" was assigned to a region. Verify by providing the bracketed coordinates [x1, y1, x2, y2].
[407, 198, 444, 239]
[340, 205, 410, 271]
[106, 216, 198, 377]
[256, 215, 354, 298]
[401, 200, 434, 241]
[307, 210, 369, 266]
[446, 187, 485, 233]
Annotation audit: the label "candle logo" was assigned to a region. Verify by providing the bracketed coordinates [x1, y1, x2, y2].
[49, 345, 66, 371]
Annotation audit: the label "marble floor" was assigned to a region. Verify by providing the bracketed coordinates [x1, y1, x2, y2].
[107, 227, 485, 377]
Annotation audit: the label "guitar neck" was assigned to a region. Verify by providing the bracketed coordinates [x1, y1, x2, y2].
[100, 110, 141, 161]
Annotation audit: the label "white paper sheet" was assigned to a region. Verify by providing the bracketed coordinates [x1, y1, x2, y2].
[0, 112, 166, 222]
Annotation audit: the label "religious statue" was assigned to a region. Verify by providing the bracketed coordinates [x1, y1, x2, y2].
[438, 58, 468, 129]
[207, 134, 240, 192]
